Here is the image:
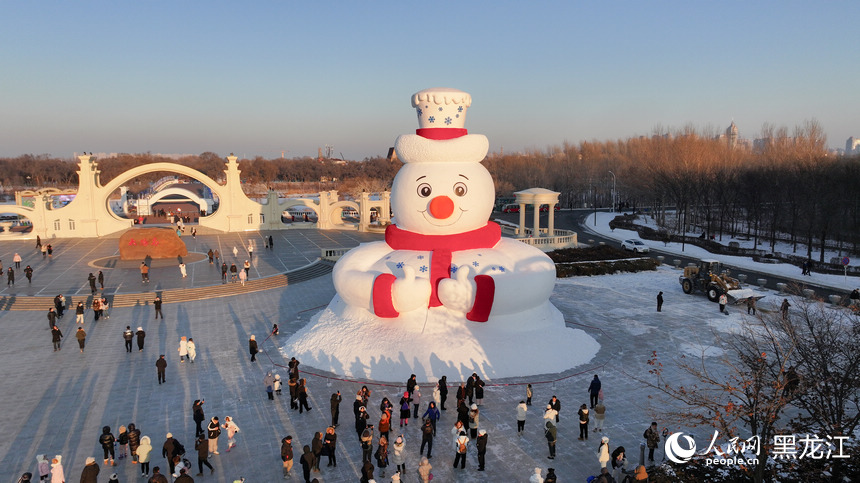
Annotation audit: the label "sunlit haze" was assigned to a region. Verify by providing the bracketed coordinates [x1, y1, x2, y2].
[2, 1, 858, 159]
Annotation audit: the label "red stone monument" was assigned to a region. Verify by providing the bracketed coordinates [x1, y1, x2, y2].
[119, 227, 188, 260]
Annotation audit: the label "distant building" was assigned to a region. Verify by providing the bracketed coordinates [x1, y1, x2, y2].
[846, 136, 860, 155]
[726, 121, 739, 149]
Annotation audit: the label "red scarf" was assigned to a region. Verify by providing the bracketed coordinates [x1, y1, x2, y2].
[375, 222, 500, 321]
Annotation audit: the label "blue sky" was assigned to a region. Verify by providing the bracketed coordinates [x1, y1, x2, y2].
[2, 1, 858, 160]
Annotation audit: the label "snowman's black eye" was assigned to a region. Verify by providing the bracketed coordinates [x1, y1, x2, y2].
[453, 182, 467, 197]
[417, 183, 432, 198]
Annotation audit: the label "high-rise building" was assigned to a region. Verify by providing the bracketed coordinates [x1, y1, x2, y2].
[845, 136, 860, 155]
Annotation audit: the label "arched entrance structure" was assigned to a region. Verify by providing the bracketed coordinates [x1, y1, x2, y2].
[139, 186, 215, 216]
[9, 155, 391, 239]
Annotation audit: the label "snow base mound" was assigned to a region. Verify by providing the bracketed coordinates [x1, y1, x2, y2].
[281, 296, 600, 382]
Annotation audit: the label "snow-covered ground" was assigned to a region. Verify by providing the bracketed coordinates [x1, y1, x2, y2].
[583, 212, 859, 293]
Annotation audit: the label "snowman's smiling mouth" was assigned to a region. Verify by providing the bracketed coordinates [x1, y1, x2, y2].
[420, 207, 466, 226]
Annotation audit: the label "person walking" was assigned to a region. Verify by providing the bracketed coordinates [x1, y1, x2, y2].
[207, 249, 214, 264]
[156, 355, 167, 384]
[140, 262, 149, 283]
[124, 326, 134, 353]
[24, 265, 33, 283]
[598, 436, 610, 469]
[719, 293, 728, 314]
[213, 249, 220, 265]
[644, 422, 660, 463]
[88, 273, 97, 294]
[264, 372, 275, 400]
[98, 270, 104, 289]
[186, 338, 196, 363]
[422, 401, 440, 436]
[578, 404, 590, 440]
[13, 252, 22, 269]
[47, 308, 57, 330]
[193, 400, 206, 437]
[136, 327, 146, 351]
[194, 436, 214, 476]
[247, 242, 254, 259]
[419, 417, 434, 459]
[220, 262, 228, 283]
[230, 263, 238, 282]
[526, 383, 533, 405]
[417, 456, 432, 482]
[222, 416, 240, 451]
[50, 456, 64, 483]
[545, 420, 557, 459]
[75, 301, 85, 324]
[588, 375, 601, 408]
[268, 235, 274, 249]
[238, 268, 246, 286]
[516, 400, 528, 435]
[243, 260, 250, 278]
[249, 335, 258, 362]
[178, 336, 188, 362]
[281, 435, 294, 479]
[51, 326, 63, 352]
[412, 386, 422, 419]
[75, 327, 86, 353]
[128, 423, 141, 464]
[657, 291, 663, 312]
[179, 263, 187, 278]
[153, 296, 163, 319]
[7, 266, 15, 285]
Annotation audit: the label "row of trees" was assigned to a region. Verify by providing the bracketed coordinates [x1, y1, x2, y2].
[1, 120, 858, 256]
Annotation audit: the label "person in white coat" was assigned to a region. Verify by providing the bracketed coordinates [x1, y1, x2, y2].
[50, 455, 64, 483]
[598, 436, 610, 469]
[516, 401, 528, 435]
[137, 435, 153, 478]
[222, 416, 241, 451]
[529, 466, 544, 483]
[35, 454, 50, 482]
[178, 336, 188, 362]
[179, 263, 187, 278]
[186, 338, 197, 363]
[392, 435, 407, 476]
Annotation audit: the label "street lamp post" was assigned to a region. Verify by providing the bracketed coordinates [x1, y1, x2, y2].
[608, 171, 616, 213]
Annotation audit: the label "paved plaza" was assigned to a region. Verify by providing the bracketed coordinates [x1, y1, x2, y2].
[0, 228, 764, 482]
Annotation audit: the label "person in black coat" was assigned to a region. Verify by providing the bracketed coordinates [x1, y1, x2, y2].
[324, 426, 338, 467]
[657, 291, 664, 312]
[360, 460, 374, 483]
[476, 429, 488, 471]
[98, 270, 104, 289]
[51, 325, 63, 351]
[47, 308, 57, 330]
[88, 273, 97, 294]
[249, 335, 258, 362]
[548, 395, 561, 422]
[330, 391, 342, 427]
[136, 327, 146, 351]
[466, 373, 477, 404]
[193, 400, 205, 437]
[127, 423, 141, 462]
[162, 433, 184, 475]
[53, 294, 65, 317]
[153, 296, 163, 319]
[99, 426, 116, 465]
[588, 375, 602, 408]
[299, 445, 315, 483]
[156, 355, 167, 384]
[438, 375, 449, 410]
[406, 374, 417, 396]
[281, 436, 294, 479]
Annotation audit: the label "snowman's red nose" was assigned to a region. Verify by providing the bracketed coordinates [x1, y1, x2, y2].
[429, 196, 455, 219]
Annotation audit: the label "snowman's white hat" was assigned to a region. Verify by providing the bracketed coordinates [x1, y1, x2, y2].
[394, 87, 489, 164]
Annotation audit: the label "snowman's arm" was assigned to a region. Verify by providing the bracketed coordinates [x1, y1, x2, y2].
[332, 242, 393, 312]
[486, 240, 556, 314]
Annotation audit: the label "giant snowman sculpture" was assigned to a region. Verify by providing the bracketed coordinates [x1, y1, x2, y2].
[284, 88, 599, 382]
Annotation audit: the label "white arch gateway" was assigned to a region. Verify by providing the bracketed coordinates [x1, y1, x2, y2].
[4, 155, 390, 239]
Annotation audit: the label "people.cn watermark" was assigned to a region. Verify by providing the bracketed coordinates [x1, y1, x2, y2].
[665, 430, 851, 466]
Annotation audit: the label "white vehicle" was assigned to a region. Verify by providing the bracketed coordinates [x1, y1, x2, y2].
[621, 239, 649, 253]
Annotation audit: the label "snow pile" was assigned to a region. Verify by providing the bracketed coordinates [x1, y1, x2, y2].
[282, 295, 599, 382]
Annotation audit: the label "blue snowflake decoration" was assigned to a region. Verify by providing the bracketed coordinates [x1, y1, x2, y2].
[417, 255, 424, 260]
[450, 265, 459, 274]
[499, 266, 506, 273]
[491, 266, 497, 271]
[472, 261, 479, 267]
[417, 108, 423, 116]
[438, 107, 443, 111]
[458, 106, 463, 112]
[396, 262, 404, 269]
[456, 114, 460, 118]
[444, 117, 452, 125]
[419, 265, 428, 273]
[385, 256, 391, 260]
[428, 116, 435, 123]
